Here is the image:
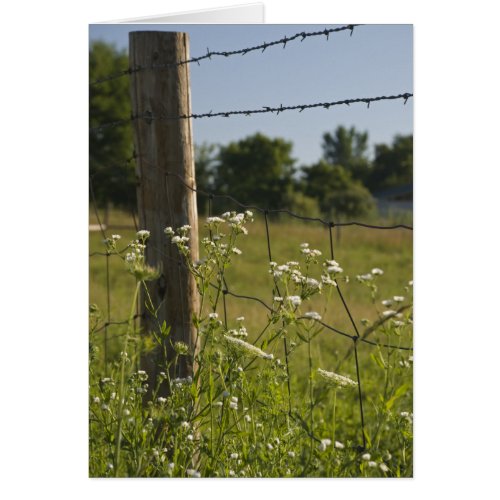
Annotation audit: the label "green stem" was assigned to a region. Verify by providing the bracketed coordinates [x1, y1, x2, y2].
[332, 389, 337, 447]
[114, 280, 141, 477]
[308, 333, 314, 456]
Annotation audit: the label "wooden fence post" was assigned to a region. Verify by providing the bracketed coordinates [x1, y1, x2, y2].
[129, 31, 200, 395]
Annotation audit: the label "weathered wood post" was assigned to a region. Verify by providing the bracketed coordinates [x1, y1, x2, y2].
[129, 31, 200, 395]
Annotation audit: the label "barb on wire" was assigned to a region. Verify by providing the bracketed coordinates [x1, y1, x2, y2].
[90, 25, 361, 86]
[90, 92, 413, 136]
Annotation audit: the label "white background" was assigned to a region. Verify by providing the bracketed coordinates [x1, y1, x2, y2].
[1, 1, 499, 498]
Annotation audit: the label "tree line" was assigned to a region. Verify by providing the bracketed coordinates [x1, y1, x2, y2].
[90, 42, 412, 219]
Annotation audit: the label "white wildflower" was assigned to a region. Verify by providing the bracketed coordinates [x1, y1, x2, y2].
[288, 451, 295, 458]
[371, 268, 384, 275]
[274, 296, 283, 302]
[164, 226, 174, 236]
[244, 414, 252, 423]
[230, 453, 239, 459]
[267, 443, 274, 451]
[367, 461, 377, 468]
[335, 441, 345, 449]
[393, 296, 405, 302]
[136, 230, 150, 239]
[286, 295, 302, 307]
[229, 402, 238, 410]
[382, 310, 397, 317]
[358, 273, 373, 281]
[317, 368, 358, 389]
[361, 453, 371, 461]
[319, 438, 332, 452]
[206, 216, 224, 224]
[125, 253, 136, 263]
[300, 243, 309, 248]
[304, 311, 322, 321]
[186, 469, 201, 478]
[208, 312, 218, 320]
[231, 247, 242, 255]
[381, 299, 393, 307]
[224, 335, 273, 360]
[327, 265, 343, 274]
[321, 275, 337, 286]
[306, 277, 321, 289]
[379, 463, 389, 473]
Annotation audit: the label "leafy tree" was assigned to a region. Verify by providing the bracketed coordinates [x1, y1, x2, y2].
[368, 134, 413, 192]
[89, 41, 135, 211]
[322, 126, 371, 184]
[214, 133, 296, 210]
[302, 161, 374, 219]
[194, 142, 219, 214]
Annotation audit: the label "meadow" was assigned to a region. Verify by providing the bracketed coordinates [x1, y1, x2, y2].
[89, 207, 413, 478]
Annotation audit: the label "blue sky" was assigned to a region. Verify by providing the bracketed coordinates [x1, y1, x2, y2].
[89, 23, 412, 166]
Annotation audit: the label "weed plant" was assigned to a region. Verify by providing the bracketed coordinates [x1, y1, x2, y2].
[89, 212, 413, 477]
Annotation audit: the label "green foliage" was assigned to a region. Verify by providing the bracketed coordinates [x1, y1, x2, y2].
[89, 216, 413, 478]
[322, 126, 371, 185]
[284, 191, 322, 218]
[369, 135, 413, 192]
[89, 41, 135, 211]
[302, 161, 375, 219]
[214, 133, 296, 210]
[194, 142, 219, 214]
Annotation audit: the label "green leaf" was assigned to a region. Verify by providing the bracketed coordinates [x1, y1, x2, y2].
[385, 383, 410, 410]
[370, 352, 386, 370]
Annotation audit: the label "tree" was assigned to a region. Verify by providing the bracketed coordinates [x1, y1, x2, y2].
[214, 133, 296, 210]
[321, 126, 371, 184]
[89, 41, 135, 211]
[302, 161, 374, 219]
[369, 134, 413, 192]
[194, 142, 218, 214]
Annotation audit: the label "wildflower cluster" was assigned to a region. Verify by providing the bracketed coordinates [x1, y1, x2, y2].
[269, 244, 345, 325]
[90, 213, 412, 478]
[120, 230, 159, 281]
[316, 368, 358, 389]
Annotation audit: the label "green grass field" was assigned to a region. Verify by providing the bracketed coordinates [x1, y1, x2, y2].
[90, 207, 412, 368]
[89, 207, 413, 477]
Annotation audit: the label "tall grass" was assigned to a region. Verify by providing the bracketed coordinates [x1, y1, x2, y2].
[89, 208, 412, 477]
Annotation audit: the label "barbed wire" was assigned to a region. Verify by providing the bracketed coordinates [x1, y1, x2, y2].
[90, 24, 361, 87]
[90, 92, 413, 134]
